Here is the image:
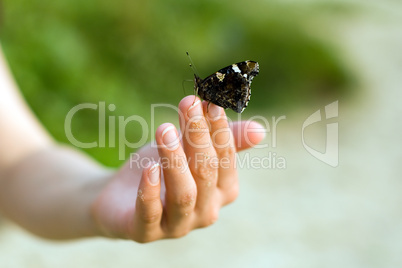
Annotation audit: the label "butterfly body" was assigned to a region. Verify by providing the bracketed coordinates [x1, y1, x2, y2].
[194, 60, 259, 113]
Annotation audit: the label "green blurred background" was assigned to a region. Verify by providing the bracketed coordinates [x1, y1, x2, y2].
[0, 0, 354, 166]
[3, 2, 402, 267]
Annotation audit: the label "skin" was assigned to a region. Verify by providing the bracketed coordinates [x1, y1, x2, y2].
[0, 45, 265, 243]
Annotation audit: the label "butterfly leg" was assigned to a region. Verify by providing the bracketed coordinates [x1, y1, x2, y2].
[192, 86, 198, 106]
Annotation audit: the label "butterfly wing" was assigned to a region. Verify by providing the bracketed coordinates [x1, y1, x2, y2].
[196, 60, 259, 113]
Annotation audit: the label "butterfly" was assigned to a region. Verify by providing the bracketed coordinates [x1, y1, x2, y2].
[191, 58, 259, 113]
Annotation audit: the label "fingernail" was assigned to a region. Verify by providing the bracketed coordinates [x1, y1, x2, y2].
[162, 125, 179, 150]
[187, 99, 201, 117]
[148, 163, 160, 186]
[207, 104, 224, 121]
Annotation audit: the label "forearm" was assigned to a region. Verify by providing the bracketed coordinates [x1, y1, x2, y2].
[0, 45, 108, 239]
[0, 45, 52, 169]
[0, 145, 113, 239]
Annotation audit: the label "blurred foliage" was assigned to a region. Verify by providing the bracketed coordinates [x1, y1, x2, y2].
[0, 0, 354, 166]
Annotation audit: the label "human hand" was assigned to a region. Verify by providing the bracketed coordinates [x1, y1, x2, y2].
[91, 96, 265, 242]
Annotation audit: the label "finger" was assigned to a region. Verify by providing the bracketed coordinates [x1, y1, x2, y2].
[178, 96, 220, 225]
[230, 121, 266, 152]
[202, 102, 238, 192]
[133, 161, 163, 243]
[155, 123, 197, 237]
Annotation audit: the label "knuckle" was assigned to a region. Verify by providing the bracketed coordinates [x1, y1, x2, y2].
[198, 210, 219, 228]
[217, 147, 236, 170]
[218, 146, 236, 159]
[137, 188, 160, 204]
[193, 156, 219, 184]
[176, 192, 196, 210]
[137, 191, 162, 225]
[140, 209, 162, 225]
[196, 167, 217, 188]
[141, 212, 161, 225]
[186, 120, 210, 145]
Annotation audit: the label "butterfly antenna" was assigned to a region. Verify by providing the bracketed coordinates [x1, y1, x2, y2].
[186, 51, 199, 77]
[186, 52, 200, 103]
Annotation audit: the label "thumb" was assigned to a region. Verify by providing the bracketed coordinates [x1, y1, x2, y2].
[229, 121, 266, 152]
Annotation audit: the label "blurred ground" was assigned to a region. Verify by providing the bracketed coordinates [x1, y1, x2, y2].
[1, 1, 402, 268]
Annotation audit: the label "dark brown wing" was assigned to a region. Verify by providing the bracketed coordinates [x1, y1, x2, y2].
[196, 60, 259, 113]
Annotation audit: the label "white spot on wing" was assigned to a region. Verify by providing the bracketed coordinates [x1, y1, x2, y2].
[232, 64, 241, 73]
